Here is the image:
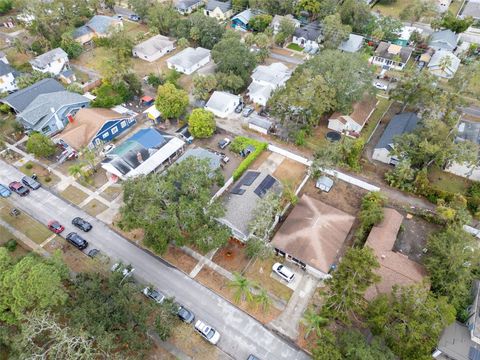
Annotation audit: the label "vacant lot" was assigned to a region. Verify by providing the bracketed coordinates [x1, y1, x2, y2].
[60, 185, 89, 205]
[428, 167, 471, 195]
[273, 158, 307, 190]
[373, 0, 415, 18]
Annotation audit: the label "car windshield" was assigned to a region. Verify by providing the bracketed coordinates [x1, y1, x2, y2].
[52, 223, 61, 229]
[206, 328, 215, 339]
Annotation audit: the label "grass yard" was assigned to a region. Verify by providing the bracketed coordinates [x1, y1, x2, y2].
[60, 185, 89, 205]
[19, 161, 60, 187]
[0, 225, 29, 259]
[71, 47, 110, 73]
[244, 257, 293, 303]
[448, 0, 463, 16]
[100, 185, 122, 201]
[82, 199, 108, 217]
[78, 168, 108, 190]
[0, 199, 52, 244]
[0, 114, 20, 140]
[428, 167, 471, 194]
[361, 98, 392, 142]
[373, 0, 415, 18]
[5, 48, 32, 69]
[287, 43, 303, 52]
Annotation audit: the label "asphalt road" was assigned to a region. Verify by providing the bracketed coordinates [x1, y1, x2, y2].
[0, 160, 310, 360]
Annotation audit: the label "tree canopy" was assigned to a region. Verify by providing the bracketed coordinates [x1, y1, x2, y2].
[26, 132, 57, 158]
[322, 13, 351, 49]
[119, 157, 230, 254]
[155, 83, 189, 120]
[188, 108, 216, 138]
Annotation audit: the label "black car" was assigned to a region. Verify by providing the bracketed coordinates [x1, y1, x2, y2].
[66, 232, 88, 250]
[247, 356, 261, 360]
[177, 305, 195, 324]
[87, 248, 100, 258]
[72, 217, 92, 232]
[129, 14, 140, 21]
[235, 102, 245, 113]
[22, 176, 41, 190]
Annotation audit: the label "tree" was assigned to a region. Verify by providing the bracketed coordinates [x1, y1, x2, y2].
[436, 194, 472, 226]
[364, 16, 403, 42]
[248, 190, 282, 240]
[177, 37, 189, 49]
[0, 249, 68, 324]
[120, 157, 229, 254]
[147, 73, 164, 88]
[154, 299, 179, 341]
[253, 287, 272, 313]
[385, 159, 416, 191]
[228, 272, 256, 303]
[188, 109, 216, 138]
[337, 329, 396, 360]
[155, 83, 189, 120]
[0, 0, 12, 14]
[312, 329, 342, 360]
[26, 132, 57, 158]
[302, 308, 328, 338]
[128, 0, 151, 19]
[339, 0, 373, 33]
[185, 13, 225, 49]
[147, 3, 181, 36]
[66, 83, 84, 94]
[60, 32, 83, 58]
[215, 72, 245, 93]
[322, 14, 351, 49]
[245, 238, 272, 259]
[249, 0, 295, 15]
[193, 74, 217, 101]
[296, 0, 321, 19]
[68, 163, 87, 180]
[232, 0, 248, 12]
[356, 192, 386, 242]
[249, 14, 273, 32]
[400, 0, 438, 23]
[79, 147, 97, 171]
[211, 31, 257, 84]
[425, 227, 478, 316]
[321, 247, 380, 323]
[17, 71, 51, 89]
[366, 284, 456, 360]
[437, 11, 474, 33]
[274, 18, 296, 45]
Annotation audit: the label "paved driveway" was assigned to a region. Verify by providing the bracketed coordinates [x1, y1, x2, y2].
[0, 160, 310, 360]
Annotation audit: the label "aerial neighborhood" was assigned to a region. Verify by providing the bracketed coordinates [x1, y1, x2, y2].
[0, 0, 480, 359]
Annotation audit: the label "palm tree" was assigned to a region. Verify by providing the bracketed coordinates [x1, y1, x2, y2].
[253, 287, 272, 313]
[228, 272, 255, 304]
[68, 163, 84, 179]
[302, 308, 328, 339]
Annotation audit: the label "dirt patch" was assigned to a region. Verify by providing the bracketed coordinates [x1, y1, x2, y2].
[249, 150, 272, 170]
[78, 168, 108, 190]
[111, 215, 145, 243]
[19, 161, 60, 187]
[162, 245, 198, 274]
[100, 185, 122, 201]
[273, 158, 307, 189]
[147, 343, 176, 360]
[302, 178, 366, 216]
[60, 185, 89, 205]
[82, 199, 108, 217]
[0, 149, 23, 164]
[43, 236, 98, 273]
[195, 267, 281, 324]
[212, 238, 250, 273]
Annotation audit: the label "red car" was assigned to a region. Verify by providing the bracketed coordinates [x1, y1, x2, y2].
[48, 220, 64, 234]
[9, 181, 29, 196]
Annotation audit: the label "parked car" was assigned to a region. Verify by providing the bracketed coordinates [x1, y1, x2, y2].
[240, 145, 255, 157]
[0, 184, 11, 198]
[235, 102, 245, 113]
[87, 248, 100, 258]
[176, 125, 194, 144]
[194, 320, 221, 345]
[272, 262, 295, 283]
[66, 232, 88, 250]
[22, 176, 41, 190]
[259, 107, 269, 117]
[129, 14, 140, 21]
[143, 287, 166, 304]
[48, 220, 64, 234]
[247, 355, 261, 360]
[101, 144, 116, 156]
[111, 263, 135, 278]
[242, 107, 254, 117]
[9, 181, 29, 196]
[373, 81, 388, 91]
[218, 138, 231, 149]
[72, 217, 92, 232]
[177, 305, 195, 323]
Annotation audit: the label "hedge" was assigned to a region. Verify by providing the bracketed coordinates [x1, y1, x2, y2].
[231, 137, 268, 180]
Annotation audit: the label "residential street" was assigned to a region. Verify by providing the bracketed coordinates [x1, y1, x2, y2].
[0, 160, 310, 360]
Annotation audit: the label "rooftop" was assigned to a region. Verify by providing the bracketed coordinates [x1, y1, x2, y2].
[0, 60, 15, 77]
[232, 9, 254, 24]
[167, 47, 211, 70]
[74, 15, 120, 38]
[176, 0, 203, 10]
[30, 48, 68, 68]
[375, 112, 419, 150]
[294, 21, 322, 42]
[176, 147, 222, 171]
[429, 29, 459, 51]
[205, 91, 240, 114]
[133, 35, 175, 56]
[457, 119, 480, 145]
[248, 114, 273, 130]
[364, 208, 427, 300]
[462, 0, 480, 19]
[251, 62, 291, 86]
[429, 50, 460, 72]
[271, 194, 354, 273]
[205, 0, 231, 12]
[374, 41, 414, 64]
[436, 321, 480, 360]
[338, 33, 364, 53]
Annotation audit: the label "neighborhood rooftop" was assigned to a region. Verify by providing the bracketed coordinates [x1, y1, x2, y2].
[205, 0, 231, 12]
[167, 47, 210, 70]
[374, 42, 414, 64]
[294, 21, 322, 41]
[133, 35, 175, 57]
[375, 112, 419, 150]
[0, 61, 15, 77]
[176, 147, 222, 171]
[29, 48, 68, 69]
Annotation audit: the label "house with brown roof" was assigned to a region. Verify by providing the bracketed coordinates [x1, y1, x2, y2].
[364, 208, 427, 300]
[57, 108, 137, 150]
[327, 96, 378, 137]
[271, 194, 355, 279]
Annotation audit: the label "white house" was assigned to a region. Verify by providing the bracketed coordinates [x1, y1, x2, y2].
[204, 91, 241, 118]
[204, 0, 232, 20]
[0, 61, 18, 93]
[166, 47, 211, 75]
[446, 119, 480, 181]
[29, 48, 69, 76]
[328, 97, 378, 137]
[292, 21, 322, 49]
[427, 50, 461, 79]
[247, 62, 292, 106]
[271, 14, 300, 34]
[370, 42, 414, 71]
[133, 35, 175, 62]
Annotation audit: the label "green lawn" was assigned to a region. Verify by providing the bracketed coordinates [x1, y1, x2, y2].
[361, 98, 392, 142]
[428, 167, 471, 194]
[82, 199, 108, 217]
[287, 43, 303, 52]
[60, 185, 89, 205]
[448, 0, 463, 16]
[373, 0, 415, 18]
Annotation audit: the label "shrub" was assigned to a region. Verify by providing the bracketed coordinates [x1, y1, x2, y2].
[44, 176, 51, 183]
[231, 137, 268, 180]
[0, 103, 10, 113]
[25, 163, 33, 170]
[4, 239, 17, 252]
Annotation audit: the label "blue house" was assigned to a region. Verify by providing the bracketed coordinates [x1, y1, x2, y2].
[232, 9, 253, 31]
[58, 108, 136, 150]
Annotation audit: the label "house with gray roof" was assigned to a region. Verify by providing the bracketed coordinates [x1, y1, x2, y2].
[447, 119, 480, 181]
[0, 61, 18, 93]
[371, 42, 414, 70]
[460, 0, 480, 20]
[204, 0, 232, 20]
[292, 21, 323, 49]
[248, 114, 272, 135]
[30, 48, 69, 76]
[167, 47, 211, 75]
[338, 33, 364, 53]
[429, 29, 458, 52]
[133, 35, 176, 62]
[428, 50, 461, 79]
[247, 62, 291, 106]
[176, 147, 222, 172]
[17, 90, 90, 136]
[372, 112, 419, 165]
[73, 15, 123, 45]
[232, 9, 254, 31]
[1, 78, 65, 113]
[175, 0, 204, 15]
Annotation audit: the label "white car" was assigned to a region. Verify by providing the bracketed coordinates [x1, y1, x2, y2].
[272, 262, 295, 283]
[142, 287, 166, 304]
[111, 263, 135, 278]
[101, 144, 116, 156]
[373, 81, 388, 91]
[194, 320, 221, 345]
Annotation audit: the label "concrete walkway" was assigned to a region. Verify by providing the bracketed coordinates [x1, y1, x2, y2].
[269, 275, 320, 340]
